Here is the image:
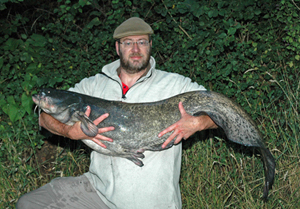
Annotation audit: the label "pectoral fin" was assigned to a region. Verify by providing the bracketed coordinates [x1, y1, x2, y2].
[74, 111, 98, 137]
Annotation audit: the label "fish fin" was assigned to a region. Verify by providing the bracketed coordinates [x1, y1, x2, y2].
[133, 152, 145, 159]
[123, 149, 145, 167]
[74, 111, 98, 137]
[260, 147, 276, 200]
[126, 156, 144, 167]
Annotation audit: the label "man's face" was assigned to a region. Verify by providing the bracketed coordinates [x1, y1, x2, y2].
[116, 35, 152, 74]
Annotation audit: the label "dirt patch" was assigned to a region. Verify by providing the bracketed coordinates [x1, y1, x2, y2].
[35, 140, 65, 175]
[31, 135, 90, 176]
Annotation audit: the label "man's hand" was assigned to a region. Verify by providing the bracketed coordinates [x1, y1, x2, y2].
[158, 102, 218, 149]
[65, 106, 114, 148]
[39, 106, 114, 149]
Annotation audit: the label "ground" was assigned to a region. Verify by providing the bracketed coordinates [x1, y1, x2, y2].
[32, 136, 90, 177]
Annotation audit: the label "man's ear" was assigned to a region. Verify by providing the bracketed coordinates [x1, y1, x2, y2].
[115, 41, 120, 56]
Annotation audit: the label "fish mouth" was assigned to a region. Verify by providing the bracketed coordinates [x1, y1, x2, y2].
[32, 94, 41, 112]
[32, 94, 40, 105]
[32, 91, 48, 107]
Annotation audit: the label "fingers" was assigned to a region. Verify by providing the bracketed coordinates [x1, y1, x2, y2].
[160, 102, 186, 148]
[159, 102, 187, 138]
[158, 123, 175, 138]
[161, 130, 185, 149]
[96, 126, 114, 142]
[90, 137, 107, 149]
[82, 108, 114, 147]
[85, 106, 110, 126]
[86, 127, 114, 149]
[88, 126, 114, 149]
[93, 113, 110, 125]
[97, 126, 115, 135]
[162, 131, 177, 148]
[178, 101, 186, 115]
[85, 105, 91, 117]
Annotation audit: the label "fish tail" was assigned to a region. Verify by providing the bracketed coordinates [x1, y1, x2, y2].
[260, 147, 275, 200]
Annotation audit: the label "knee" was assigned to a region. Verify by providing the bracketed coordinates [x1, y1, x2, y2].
[16, 193, 33, 209]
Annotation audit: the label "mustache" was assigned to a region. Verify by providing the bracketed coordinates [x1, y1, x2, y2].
[129, 53, 144, 57]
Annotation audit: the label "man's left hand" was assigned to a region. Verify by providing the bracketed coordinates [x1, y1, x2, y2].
[159, 102, 218, 149]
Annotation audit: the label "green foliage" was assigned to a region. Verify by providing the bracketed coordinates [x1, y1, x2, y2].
[0, 0, 299, 207]
[0, 0, 23, 11]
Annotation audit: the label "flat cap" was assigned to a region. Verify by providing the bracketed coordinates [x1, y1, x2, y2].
[113, 17, 154, 39]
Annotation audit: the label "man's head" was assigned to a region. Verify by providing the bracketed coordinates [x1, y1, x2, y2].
[113, 17, 153, 74]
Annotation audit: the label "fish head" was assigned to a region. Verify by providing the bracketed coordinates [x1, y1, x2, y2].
[32, 88, 77, 115]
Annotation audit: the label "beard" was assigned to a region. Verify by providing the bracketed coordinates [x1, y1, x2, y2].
[119, 47, 151, 74]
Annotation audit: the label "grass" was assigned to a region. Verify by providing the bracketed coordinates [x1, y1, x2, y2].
[1, 69, 299, 208]
[0, 133, 90, 208]
[180, 67, 300, 208]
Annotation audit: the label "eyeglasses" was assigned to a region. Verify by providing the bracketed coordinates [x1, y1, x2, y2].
[119, 40, 150, 48]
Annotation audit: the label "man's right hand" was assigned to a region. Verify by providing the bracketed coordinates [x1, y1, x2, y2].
[39, 106, 114, 148]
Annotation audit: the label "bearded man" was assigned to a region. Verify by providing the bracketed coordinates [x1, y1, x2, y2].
[17, 17, 217, 209]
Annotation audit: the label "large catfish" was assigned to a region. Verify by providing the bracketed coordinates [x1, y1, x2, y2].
[32, 88, 275, 199]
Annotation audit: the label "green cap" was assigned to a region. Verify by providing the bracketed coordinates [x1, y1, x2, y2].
[113, 17, 154, 39]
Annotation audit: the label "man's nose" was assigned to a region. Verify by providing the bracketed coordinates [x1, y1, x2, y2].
[131, 42, 140, 52]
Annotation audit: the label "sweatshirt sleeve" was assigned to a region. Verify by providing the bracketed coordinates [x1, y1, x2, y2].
[68, 75, 97, 95]
[179, 76, 207, 93]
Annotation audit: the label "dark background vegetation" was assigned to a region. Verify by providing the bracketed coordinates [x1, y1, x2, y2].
[0, 0, 299, 208]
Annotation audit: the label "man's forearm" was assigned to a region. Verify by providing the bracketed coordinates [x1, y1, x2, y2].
[39, 112, 70, 137]
[39, 109, 114, 148]
[39, 111, 96, 141]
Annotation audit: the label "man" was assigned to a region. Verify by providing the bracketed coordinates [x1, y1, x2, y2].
[17, 17, 217, 209]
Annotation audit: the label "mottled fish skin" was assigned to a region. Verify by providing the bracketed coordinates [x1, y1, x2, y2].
[32, 88, 275, 199]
